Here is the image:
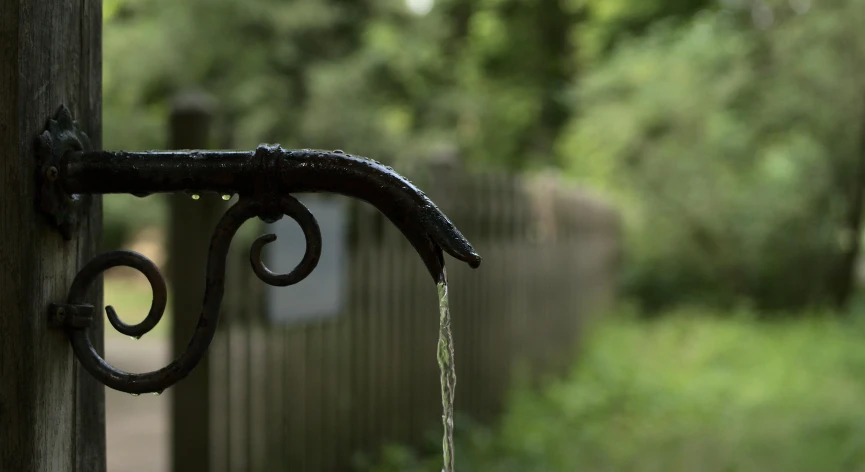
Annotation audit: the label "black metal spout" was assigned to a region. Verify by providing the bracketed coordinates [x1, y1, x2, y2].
[59, 145, 481, 281]
[40, 105, 480, 395]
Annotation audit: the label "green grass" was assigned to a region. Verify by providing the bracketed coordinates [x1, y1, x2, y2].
[366, 307, 865, 472]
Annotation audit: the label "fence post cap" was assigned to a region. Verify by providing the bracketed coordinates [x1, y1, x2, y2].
[171, 90, 217, 115]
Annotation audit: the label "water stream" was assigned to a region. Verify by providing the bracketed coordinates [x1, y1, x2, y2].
[437, 270, 456, 472]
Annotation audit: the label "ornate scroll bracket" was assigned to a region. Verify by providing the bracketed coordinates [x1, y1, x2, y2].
[38, 105, 481, 395]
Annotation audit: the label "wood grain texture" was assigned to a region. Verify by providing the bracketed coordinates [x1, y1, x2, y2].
[0, 0, 104, 471]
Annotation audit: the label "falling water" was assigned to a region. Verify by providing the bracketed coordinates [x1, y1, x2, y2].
[437, 270, 456, 472]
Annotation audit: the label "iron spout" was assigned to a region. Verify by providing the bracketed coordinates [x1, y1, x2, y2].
[42, 104, 481, 395]
[60, 144, 481, 279]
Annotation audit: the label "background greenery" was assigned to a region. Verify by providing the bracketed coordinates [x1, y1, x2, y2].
[363, 308, 865, 471]
[102, 0, 865, 469]
[104, 0, 865, 314]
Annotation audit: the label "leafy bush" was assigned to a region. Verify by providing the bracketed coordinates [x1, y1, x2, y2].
[558, 3, 865, 311]
[366, 308, 865, 471]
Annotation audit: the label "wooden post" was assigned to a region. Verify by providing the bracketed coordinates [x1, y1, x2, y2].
[0, 0, 104, 471]
[167, 92, 221, 472]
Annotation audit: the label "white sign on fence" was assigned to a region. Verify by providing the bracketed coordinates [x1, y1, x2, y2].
[263, 194, 348, 324]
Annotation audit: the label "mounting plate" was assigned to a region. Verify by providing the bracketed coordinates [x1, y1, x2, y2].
[36, 105, 91, 240]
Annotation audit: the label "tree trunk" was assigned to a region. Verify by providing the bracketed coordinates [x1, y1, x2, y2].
[831, 93, 865, 310]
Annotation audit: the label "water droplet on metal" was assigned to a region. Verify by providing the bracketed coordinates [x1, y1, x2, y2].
[333, 149, 344, 154]
[153, 390, 163, 396]
[130, 393, 139, 397]
[191, 193, 200, 200]
[221, 194, 231, 201]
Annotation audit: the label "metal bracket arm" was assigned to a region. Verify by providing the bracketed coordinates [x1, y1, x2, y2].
[38, 105, 481, 395]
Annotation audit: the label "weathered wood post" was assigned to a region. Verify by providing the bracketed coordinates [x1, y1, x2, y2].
[167, 92, 222, 472]
[0, 0, 105, 471]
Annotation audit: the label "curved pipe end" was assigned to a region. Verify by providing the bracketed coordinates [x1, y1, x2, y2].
[403, 211, 481, 283]
[272, 147, 482, 281]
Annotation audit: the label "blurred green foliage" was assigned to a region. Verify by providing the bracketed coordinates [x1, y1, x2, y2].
[363, 308, 865, 471]
[99, 2, 865, 467]
[103, 0, 584, 168]
[103, 0, 865, 311]
[562, 1, 865, 312]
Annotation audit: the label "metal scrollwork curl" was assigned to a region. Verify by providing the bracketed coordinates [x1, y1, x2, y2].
[249, 196, 322, 287]
[40, 105, 481, 395]
[59, 196, 323, 395]
[73, 250, 167, 340]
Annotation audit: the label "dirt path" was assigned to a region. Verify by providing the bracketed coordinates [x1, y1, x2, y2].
[105, 337, 170, 472]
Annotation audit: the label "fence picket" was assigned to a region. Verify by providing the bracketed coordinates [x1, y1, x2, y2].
[197, 166, 620, 471]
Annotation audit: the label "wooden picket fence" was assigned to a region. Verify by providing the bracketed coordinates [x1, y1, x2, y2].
[186, 162, 620, 472]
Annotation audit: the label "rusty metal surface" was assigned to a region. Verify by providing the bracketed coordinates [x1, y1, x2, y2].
[40, 105, 482, 395]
